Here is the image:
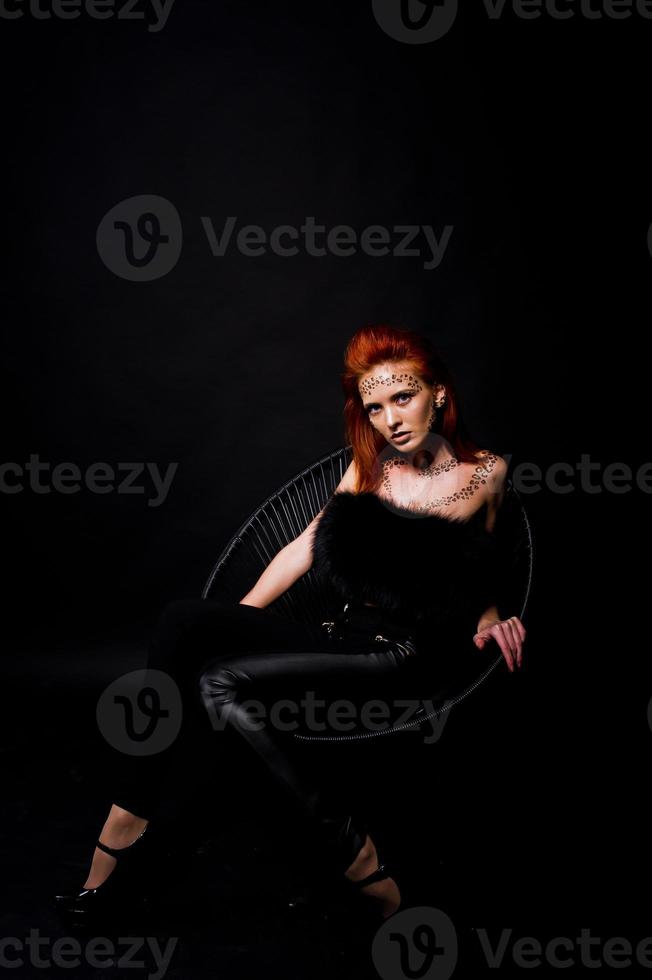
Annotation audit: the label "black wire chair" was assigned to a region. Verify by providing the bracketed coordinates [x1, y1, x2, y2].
[202, 445, 533, 742]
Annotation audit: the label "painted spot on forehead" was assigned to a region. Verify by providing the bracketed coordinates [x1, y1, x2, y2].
[359, 372, 423, 398]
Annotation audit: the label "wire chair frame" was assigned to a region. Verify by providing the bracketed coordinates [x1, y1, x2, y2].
[201, 446, 533, 741]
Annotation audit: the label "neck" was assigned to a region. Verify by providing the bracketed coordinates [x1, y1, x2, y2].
[400, 439, 456, 472]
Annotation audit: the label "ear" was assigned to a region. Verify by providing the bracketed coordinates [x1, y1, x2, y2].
[433, 383, 446, 406]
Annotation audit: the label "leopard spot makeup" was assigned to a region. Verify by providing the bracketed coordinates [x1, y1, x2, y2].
[358, 372, 423, 398]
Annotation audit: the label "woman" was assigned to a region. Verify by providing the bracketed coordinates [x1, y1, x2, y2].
[55, 323, 526, 926]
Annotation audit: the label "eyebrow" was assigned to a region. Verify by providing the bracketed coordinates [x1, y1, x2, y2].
[362, 388, 415, 408]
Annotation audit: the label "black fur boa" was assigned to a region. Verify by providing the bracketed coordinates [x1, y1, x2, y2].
[311, 491, 500, 627]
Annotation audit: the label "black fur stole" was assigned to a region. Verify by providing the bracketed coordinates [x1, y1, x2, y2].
[311, 491, 500, 626]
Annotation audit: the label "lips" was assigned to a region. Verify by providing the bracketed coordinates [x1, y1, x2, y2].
[392, 431, 411, 441]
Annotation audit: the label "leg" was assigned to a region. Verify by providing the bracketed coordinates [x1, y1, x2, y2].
[108, 597, 323, 812]
[83, 805, 149, 889]
[88, 598, 324, 890]
[343, 833, 401, 919]
[198, 643, 410, 917]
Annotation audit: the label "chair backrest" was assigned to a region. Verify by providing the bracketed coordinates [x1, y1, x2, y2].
[202, 445, 534, 739]
[202, 446, 357, 641]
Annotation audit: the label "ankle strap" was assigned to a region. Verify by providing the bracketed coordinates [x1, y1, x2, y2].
[351, 863, 389, 889]
[96, 827, 147, 859]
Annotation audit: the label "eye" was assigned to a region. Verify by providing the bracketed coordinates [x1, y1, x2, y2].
[365, 392, 413, 415]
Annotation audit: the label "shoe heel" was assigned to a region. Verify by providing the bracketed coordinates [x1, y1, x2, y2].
[54, 824, 154, 923]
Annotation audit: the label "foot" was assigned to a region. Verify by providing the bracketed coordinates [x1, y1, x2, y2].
[83, 805, 149, 889]
[344, 834, 401, 919]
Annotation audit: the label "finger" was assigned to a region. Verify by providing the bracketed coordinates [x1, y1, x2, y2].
[513, 622, 524, 668]
[500, 622, 518, 671]
[505, 619, 523, 668]
[473, 628, 491, 645]
[491, 624, 515, 672]
[511, 617, 527, 643]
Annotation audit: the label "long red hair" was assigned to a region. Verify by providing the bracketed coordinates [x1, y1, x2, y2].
[341, 324, 489, 493]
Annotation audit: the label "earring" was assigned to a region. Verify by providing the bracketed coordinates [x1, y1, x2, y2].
[429, 396, 446, 430]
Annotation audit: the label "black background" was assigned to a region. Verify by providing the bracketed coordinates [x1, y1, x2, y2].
[2, 1, 650, 975]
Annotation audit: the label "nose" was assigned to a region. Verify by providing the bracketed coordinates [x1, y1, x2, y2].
[385, 407, 401, 429]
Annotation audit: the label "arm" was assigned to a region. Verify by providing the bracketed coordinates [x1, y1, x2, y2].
[239, 458, 359, 608]
[473, 454, 527, 670]
[238, 515, 321, 608]
[476, 604, 501, 633]
[476, 454, 508, 632]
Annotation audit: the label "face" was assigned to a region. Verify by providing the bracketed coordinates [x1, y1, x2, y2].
[358, 361, 445, 452]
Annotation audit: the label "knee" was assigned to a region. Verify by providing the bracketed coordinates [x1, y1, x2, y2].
[198, 663, 240, 706]
[147, 599, 208, 676]
[154, 598, 205, 637]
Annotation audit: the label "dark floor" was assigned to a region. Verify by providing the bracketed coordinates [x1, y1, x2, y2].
[1, 623, 647, 979]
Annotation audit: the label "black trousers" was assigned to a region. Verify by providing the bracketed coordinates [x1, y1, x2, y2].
[106, 596, 422, 873]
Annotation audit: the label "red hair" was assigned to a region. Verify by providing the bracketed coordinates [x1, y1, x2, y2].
[341, 324, 488, 493]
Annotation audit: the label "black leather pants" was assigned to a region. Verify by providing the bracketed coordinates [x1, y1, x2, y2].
[108, 596, 418, 874]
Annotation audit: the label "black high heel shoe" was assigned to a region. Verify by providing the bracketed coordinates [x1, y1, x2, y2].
[287, 858, 405, 932]
[341, 854, 403, 925]
[54, 826, 153, 924]
[286, 821, 404, 927]
[335, 817, 404, 924]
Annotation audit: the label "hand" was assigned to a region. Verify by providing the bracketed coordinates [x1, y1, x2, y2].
[473, 616, 526, 672]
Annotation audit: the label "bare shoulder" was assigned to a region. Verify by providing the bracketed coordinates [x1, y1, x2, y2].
[299, 458, 358, 545]
[473, 451, 508, 530]
[457, 450, 506, 487]
[474, 450, 507, 486]
[335, 457, 359, 494]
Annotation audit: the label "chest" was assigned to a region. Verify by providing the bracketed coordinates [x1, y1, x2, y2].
[377, 462, 490, 522]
